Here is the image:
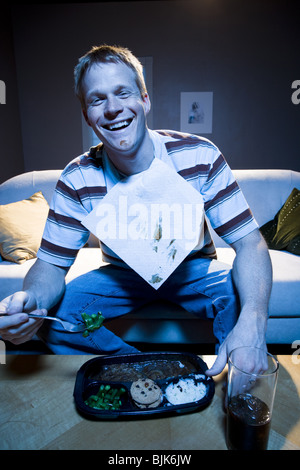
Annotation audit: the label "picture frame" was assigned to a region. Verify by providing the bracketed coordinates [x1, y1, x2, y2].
[180, 91, 213, 134]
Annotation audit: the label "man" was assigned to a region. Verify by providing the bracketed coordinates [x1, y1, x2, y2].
[0, 45, 272, 375]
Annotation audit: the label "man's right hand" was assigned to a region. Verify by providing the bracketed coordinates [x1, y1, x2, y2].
[0, 291, 47, 345]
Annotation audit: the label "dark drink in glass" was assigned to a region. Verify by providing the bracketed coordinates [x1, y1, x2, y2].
[227, 393, 271, 450]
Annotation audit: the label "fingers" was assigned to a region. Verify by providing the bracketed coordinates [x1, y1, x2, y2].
[205, 339, 269, 378]
[0, 312, 28, 329]
[231, 347, 268, 375]
[0, 292, 30, 335]
[206, 345, 227, 377]
[1, 317, 43, 344]
[0, 313, 46, 345]
[0, 291, 31, 318]
[0, 291, 47, 345]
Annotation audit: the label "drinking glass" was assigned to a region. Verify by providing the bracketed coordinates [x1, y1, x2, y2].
[226, 346, 279, 450]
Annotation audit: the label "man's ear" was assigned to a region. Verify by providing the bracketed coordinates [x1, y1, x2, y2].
[143, 93, 151, 115]
[82, 109, 91, 127]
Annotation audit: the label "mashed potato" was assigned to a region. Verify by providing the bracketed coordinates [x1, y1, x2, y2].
[165, 378, 207, 405]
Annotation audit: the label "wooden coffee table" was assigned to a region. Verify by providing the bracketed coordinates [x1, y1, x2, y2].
[0, 354, 299, 450]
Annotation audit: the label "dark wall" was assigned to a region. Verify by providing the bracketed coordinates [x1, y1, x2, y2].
[0, 5, 24, 183]
[1, 0, 299, 182]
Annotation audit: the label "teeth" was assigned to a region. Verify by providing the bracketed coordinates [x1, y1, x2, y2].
[107, 120, 131, 131]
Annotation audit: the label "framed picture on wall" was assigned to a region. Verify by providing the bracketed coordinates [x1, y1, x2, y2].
[180, 92, 213, 134]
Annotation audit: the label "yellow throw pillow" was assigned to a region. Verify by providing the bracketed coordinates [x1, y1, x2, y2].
[0, 191, 49, 263]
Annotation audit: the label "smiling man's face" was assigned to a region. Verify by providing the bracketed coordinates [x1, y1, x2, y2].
[82, 61, 151, 167]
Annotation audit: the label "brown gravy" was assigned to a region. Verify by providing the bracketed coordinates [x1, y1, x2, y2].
[89, 358, 198, 382]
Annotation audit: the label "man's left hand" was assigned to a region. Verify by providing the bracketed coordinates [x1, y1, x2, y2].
[205, 309, 267, 377]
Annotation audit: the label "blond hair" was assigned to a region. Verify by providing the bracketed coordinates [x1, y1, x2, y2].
[74, 44, 147, 109]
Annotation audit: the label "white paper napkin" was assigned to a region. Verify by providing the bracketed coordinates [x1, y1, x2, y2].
[81, 158, 205, 289]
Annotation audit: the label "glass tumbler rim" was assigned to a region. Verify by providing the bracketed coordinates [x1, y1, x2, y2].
[228, 346, 279, 377]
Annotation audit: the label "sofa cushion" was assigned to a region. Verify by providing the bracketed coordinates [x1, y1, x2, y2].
[260, 188, 300, 255]
[0, 191, 49, 263]
[65, 247, 105, 283]
[267, 249, 300, 318]
[0, 258, 36, 299]
[0, 248, 104, 301]
[216, 247, 300, 318]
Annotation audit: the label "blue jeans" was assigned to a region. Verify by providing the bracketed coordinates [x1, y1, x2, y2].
[38, 256, 239, 354]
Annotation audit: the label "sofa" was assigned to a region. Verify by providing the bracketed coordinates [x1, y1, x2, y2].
[0, 168, 299, 348]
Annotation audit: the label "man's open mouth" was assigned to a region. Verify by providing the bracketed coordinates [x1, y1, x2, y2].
[103, 119, 133, 131]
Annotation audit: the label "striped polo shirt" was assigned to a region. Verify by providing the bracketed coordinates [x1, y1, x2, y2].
[37, 129, 258, 268]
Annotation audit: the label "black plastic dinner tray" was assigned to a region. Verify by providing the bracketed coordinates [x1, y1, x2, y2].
[73, 351, 215, 420]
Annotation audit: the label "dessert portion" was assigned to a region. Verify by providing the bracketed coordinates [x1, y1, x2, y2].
[130, 378, 163, 409]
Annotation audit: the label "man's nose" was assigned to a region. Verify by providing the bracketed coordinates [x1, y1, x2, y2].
[104, 96, 123, 118]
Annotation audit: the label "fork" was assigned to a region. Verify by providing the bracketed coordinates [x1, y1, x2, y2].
[0, 313, 86, 333]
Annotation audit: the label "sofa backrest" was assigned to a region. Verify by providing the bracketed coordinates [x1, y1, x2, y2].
[0, 170, 62, 205]
[233, 169, 300, 226]
[204, 169, 300, 248]
[209, 169, 300, 248]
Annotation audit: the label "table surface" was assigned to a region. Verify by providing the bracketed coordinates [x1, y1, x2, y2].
[0, 354, 299, 450]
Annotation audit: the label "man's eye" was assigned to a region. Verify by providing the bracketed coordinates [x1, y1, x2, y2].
[91, 96, 105, 105]
[119, 91, 130, 98]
